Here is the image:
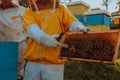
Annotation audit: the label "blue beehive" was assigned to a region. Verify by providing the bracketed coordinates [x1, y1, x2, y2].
[0, 41, 18, 80]
[86, 14, 111, 26]
[85, 10, 111, 27]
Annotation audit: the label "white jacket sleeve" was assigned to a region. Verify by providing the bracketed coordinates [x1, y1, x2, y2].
[27, 24, 45, 43]
[27, 24, 67, 48]
[69, 22, 87, 32]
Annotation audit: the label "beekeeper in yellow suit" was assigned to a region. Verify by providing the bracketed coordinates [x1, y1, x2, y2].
[0, 0, 26, 79]
[23, 0, 89, 80]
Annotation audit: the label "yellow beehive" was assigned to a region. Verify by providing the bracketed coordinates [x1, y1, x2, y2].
[67, 1, 90, 16]
[87, 25, 110, 31]
[113, 18, 120, 25]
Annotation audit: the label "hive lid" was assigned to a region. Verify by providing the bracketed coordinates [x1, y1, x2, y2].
[84, 10, 112, 17]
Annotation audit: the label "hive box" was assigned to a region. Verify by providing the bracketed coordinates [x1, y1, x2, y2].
[0, 42, 18, 80]
[59, 30, 120, 64]
[87, 25, 110, 31]
[86, 14, 111, 26]
[85, 10, 111, 27]
[67, 1, 90, 16]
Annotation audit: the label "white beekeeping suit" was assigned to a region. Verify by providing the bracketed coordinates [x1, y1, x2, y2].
[0, 0, 26, 79]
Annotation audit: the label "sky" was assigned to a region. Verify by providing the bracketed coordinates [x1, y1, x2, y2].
[61, 0, 119, 13]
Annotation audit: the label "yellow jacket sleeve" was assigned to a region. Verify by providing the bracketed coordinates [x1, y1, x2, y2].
[23, 8, 38, 31]
[58, 4, 78, 32]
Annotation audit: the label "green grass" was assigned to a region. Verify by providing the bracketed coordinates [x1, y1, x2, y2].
[64, 49, 120, 80]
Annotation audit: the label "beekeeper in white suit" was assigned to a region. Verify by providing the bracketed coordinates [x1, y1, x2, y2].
[23, 0, 90, 80]
[0, 0, 26, 79]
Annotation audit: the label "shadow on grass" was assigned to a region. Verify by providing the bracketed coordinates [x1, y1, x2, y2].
[64, 59, 120, 80]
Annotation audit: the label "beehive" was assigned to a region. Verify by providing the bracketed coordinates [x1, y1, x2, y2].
[111, 16, 120, 29]
[85, 13, 111, 27]
[67, 1, 90, 16]
[87, 25, 110, 31]
[59, 30, 120, 64]
[85, 10, 111, 31]
[0, 42, 18, 80]
[113, 18, 120, 25]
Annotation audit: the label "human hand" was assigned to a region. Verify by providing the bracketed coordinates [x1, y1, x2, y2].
[69, 22, 91, 33]
[39, 34, 68, 48]
[79, 27, 91, 33]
